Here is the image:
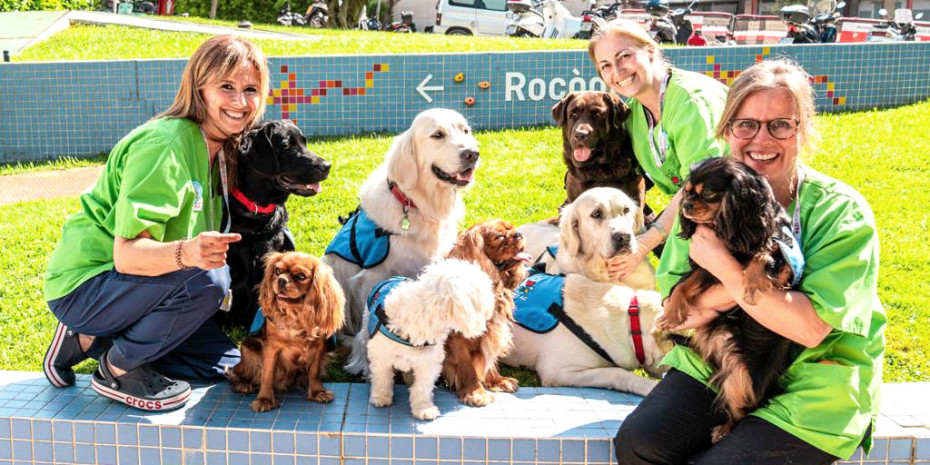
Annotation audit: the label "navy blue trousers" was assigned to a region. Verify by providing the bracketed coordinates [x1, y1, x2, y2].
[48, 267, 240, 380]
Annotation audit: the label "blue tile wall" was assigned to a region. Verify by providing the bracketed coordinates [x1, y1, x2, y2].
[0, 374, 927, 465]
[1, 43, 929, 163]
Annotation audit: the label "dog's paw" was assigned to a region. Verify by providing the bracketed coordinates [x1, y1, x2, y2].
[250, 396, 279, 412]
[460, 389, 494, 407]
[370, 392, 394, 408]
[412, 405, 440, 421]
[486, 376, 519, 393]
[308, 389, 335, 404]
[710, 424, 732, 444]
[230, 382, 258, 394]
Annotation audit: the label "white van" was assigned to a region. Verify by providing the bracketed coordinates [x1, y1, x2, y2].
[433, 0, 511, 36]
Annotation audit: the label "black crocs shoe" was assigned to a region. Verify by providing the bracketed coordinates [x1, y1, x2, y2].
[43, 322, 87, 388]
[91, 352, 191, 411]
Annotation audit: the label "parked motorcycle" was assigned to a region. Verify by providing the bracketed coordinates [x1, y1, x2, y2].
[277, 0, 307, 26]
[645, 0, 696, 44]
[893, 8, 925, 40]
[384, 10, 417, 32]
[867, 8, 903, 41]
[780, 0, 845, 43]
[506, 0, 545, 37]
[576, 2, 622, 39]
[305, 0, 329, 28]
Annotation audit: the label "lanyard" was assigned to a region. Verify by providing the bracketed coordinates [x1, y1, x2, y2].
[790, 167, 806, 242]
[646, 72, 671, 167]
[200, 128, 231, 234]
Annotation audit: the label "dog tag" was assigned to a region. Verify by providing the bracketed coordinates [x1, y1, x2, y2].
[219, 289, 233, 312]
[401, 217, 411, 231]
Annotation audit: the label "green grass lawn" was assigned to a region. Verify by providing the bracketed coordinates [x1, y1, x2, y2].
[1, 99, 928, 383]
[14, 20, 586, 62]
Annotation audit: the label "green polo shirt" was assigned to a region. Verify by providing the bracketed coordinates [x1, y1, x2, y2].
[625, 68, 730, 195]
[657, 167, 884, 458]
[44, 117, 223, 301]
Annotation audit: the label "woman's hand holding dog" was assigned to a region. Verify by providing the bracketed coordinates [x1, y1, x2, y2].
[181, 232, 243, 269]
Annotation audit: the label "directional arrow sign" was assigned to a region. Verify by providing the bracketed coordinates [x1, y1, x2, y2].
[416, 74, 444, 103]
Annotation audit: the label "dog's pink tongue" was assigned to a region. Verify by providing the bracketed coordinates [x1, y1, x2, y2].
[574, 146, 592, 162]
[308, 182, 321, 193]
[515, 252, 533, 264]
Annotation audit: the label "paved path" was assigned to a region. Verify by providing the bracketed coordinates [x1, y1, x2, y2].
[0, 165, 102, 206]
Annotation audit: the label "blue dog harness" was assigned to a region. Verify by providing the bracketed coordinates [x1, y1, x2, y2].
[324, 208, 392, 269]
[530, 245, 559, 275]
[514, 273, 642, 365]
[366, 276, 429, 347]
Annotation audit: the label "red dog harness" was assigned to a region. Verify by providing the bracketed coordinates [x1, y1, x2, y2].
[629, 296, 646, 365]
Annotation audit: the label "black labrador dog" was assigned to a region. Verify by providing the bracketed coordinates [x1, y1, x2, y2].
[219, 120, 331, 330]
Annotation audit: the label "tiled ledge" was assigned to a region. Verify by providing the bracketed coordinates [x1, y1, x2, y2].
[0, 371, 927, 465]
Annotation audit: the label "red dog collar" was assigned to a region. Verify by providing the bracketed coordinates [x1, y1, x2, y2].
[231, 187, 276, 215]
[629, 296, 646, 365]
[387, 181, 417, 210]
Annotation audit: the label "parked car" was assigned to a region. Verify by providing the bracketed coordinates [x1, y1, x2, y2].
[434, 0, 511, 36]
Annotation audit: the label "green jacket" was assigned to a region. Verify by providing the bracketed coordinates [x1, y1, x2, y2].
[624, 67, 730, 195]
[658, 167, 884, 459]
[45, 117, 223, 301]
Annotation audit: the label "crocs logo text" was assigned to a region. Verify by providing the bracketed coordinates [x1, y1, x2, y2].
[126, 397, 162, 410]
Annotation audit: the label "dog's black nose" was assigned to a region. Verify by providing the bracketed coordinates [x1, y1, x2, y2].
[319, 160, 331, 176]
[460, 149, 479, 163]
[612, 232, 631, 248]
[513, 232, 523, 240]
[574, 128, 590, 141]
[682, 200, 693, 211]
[277, 277, 288, 288]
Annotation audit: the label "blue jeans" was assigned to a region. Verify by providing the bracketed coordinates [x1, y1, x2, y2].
[48, 267, 240, 380]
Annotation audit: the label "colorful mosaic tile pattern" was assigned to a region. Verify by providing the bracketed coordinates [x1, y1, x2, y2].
[1, 43, 928, 162]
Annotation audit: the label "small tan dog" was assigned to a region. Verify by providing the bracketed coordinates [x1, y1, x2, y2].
[228, 252, 345, 412]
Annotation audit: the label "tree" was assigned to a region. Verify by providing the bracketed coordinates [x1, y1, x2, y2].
[325, 0, 367, 28]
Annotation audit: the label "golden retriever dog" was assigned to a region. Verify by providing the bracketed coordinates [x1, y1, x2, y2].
[323, 108, 480, 337]
[228, 252, 345, 412]
[503, 188, 669, 396]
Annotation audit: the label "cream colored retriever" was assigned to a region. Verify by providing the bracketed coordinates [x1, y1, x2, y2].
[504, 188, 670, 396]
[323, 108, 480, 337]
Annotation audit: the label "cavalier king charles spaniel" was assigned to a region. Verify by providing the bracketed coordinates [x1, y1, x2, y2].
[663, 157, 800, 442]
[442, 219, 532, 406]
[228, 252, 345, 412]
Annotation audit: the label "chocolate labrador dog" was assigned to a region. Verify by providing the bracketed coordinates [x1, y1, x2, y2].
[551, 91, 652, 221]
[218, 120, 331, 330]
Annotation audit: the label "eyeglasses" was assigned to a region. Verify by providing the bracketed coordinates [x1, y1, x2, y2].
[728, 118, 800, 140]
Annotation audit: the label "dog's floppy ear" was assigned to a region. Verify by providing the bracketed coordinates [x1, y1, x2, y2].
[559, 202, 585, 258]
[258, 252, 284, 316]
[677, 183, 697, 240]
[551, 93, 576, 126]
[605, 93, 631, 131]
[449, 225, 497, 277]
[386, 129, 417, 191]
[305, 259, 346, 338]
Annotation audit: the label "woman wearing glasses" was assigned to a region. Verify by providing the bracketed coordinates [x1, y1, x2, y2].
[42, 36, 270, 411]
[614, 59, 884, 465]
[588, 19, 729, 279]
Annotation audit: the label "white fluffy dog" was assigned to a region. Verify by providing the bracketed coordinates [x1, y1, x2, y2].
[504, 188, 670, 396]
[323, 108, 480, 337]
[344, 259, 495, 420]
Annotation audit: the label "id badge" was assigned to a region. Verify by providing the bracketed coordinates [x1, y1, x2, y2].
[219, 289, 233, 312]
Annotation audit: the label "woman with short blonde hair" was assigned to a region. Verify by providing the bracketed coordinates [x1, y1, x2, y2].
[615, 59, 884, 465]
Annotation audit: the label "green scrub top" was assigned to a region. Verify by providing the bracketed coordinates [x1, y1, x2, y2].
[624, 68, 730, 196]
[44, 117, 223, 301]
[657, 167, 884, 459]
